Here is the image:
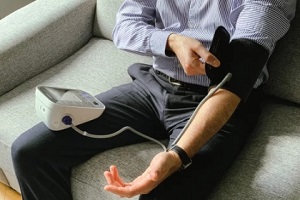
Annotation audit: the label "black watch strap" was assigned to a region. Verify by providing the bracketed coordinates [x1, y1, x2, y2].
[168, 145, 192, 170]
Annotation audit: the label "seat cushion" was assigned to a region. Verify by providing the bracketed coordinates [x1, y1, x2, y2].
[71, 141, 164, 200]
[209, 101, 300, 199]
[0, 37, 152, 192]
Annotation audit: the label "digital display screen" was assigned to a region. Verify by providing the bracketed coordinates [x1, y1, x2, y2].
[40, 87, 82, 103]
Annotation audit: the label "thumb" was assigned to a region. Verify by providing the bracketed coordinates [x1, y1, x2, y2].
[148, 161, 163, 182]
[203, 54, 220, 67]
[196, 47, 220, 67]
[149, 171, 159, 181]
[147, 153, 168, 181]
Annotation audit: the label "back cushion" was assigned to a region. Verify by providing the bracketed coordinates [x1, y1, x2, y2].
[264, 2, 300, 104]
[93, 0, 123, 40]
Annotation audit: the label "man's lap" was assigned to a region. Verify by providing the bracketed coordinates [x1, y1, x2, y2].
[13, 63, 261, 199]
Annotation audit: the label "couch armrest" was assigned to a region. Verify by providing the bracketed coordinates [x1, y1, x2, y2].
[0, 0, 96, 96]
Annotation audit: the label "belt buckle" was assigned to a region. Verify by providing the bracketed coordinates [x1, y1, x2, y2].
[168, 76, 181, 86]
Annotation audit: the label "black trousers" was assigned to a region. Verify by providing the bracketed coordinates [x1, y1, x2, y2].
[11, 63, 261, 200]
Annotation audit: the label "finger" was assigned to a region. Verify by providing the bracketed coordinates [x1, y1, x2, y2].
[181, 56, 206, 75]
[190, 59, 206, 75]
[204, 53, 221, 67]
[194, 44, 220, 67]
[104, 171, 125, 188]
[110, 165, 125, 186]
[103, 171, 114, 185]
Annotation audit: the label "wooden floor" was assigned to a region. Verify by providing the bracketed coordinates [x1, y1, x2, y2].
[0, 182, 21, 200]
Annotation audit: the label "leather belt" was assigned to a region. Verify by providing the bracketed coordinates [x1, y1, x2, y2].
[154, 70, 208, 92]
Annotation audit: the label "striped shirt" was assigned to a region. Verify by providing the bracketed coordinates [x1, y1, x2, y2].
[113, 0, 296, 87]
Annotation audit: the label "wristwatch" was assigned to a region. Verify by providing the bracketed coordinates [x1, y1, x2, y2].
[168, 145, 192, 171]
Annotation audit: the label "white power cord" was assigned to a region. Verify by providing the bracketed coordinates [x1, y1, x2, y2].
[70, 124, 167, 151]
[65, 73, 232, 151]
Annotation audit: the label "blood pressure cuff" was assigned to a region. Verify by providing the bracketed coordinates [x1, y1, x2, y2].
[206, 39, 269, 102]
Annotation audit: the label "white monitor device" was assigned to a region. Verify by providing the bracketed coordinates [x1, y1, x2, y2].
[35, 86, 105, 131]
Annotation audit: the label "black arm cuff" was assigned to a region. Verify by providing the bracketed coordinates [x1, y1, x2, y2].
[223, 39, 269, 101]
[206, 37, 269, 101]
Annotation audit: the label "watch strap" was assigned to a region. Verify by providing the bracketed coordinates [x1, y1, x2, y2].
[168, 145, 192, 170]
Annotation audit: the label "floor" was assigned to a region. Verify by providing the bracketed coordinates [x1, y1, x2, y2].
[0, 182, 21, 200]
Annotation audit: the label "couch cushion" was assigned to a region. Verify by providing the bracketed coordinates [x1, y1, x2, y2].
[93, 0, 123, 40]
[209, 102, 300, 199]
[71, 141, 164, 200]
[264, 2, 300, 104]
[0, 38, 152, 193]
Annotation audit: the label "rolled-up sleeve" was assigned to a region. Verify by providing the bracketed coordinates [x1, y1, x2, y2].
[231, 0, 295, 52]
[113, 0, 172, 57]
[149, 30, 174, 56]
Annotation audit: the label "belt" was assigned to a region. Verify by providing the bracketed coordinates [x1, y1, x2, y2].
[154, 70, 208, 92]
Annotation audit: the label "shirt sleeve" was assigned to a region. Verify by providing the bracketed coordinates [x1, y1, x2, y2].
[112, 0, 172, 57]
[230, 0, 295, 52]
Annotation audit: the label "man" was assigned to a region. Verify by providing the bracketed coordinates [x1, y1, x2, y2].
[12, 0, 296, 199]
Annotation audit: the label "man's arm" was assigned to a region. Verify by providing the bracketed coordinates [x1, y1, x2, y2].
[176, 89, 240, 157]
[103, 34, 238, 197]
[112, 0, 172, 57]
[103, 88, 240, 198]
[103, 89, 240, 198]
[165, 33, 241, 160]
[103, 1, 295, 198]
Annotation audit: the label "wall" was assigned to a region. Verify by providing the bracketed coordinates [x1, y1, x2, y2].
[0, 0, 34, 19]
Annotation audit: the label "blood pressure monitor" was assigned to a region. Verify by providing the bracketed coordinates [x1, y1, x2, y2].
[35, 86, 105, 131]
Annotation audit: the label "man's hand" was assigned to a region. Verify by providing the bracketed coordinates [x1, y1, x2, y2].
[104, 151, 181, 198]
[167, 34, 220, 75]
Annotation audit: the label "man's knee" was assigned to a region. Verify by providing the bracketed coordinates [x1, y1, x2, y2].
[11, 135, 36, 168]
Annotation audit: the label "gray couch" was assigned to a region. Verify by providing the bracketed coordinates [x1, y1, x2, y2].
[0, 0, 299, 199]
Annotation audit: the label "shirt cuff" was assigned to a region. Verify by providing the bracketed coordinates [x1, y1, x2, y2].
[150, 30, 174, 57]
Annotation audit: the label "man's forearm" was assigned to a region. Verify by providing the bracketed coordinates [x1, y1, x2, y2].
[176, 89, 241, 158]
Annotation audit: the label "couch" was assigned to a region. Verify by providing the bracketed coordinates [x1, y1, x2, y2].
[0, 0, 299, 199]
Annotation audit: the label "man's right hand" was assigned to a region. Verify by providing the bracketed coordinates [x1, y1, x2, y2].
[167, 34, 220, 76]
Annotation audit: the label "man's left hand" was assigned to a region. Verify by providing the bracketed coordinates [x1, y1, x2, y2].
[103, 151, 181, 198]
